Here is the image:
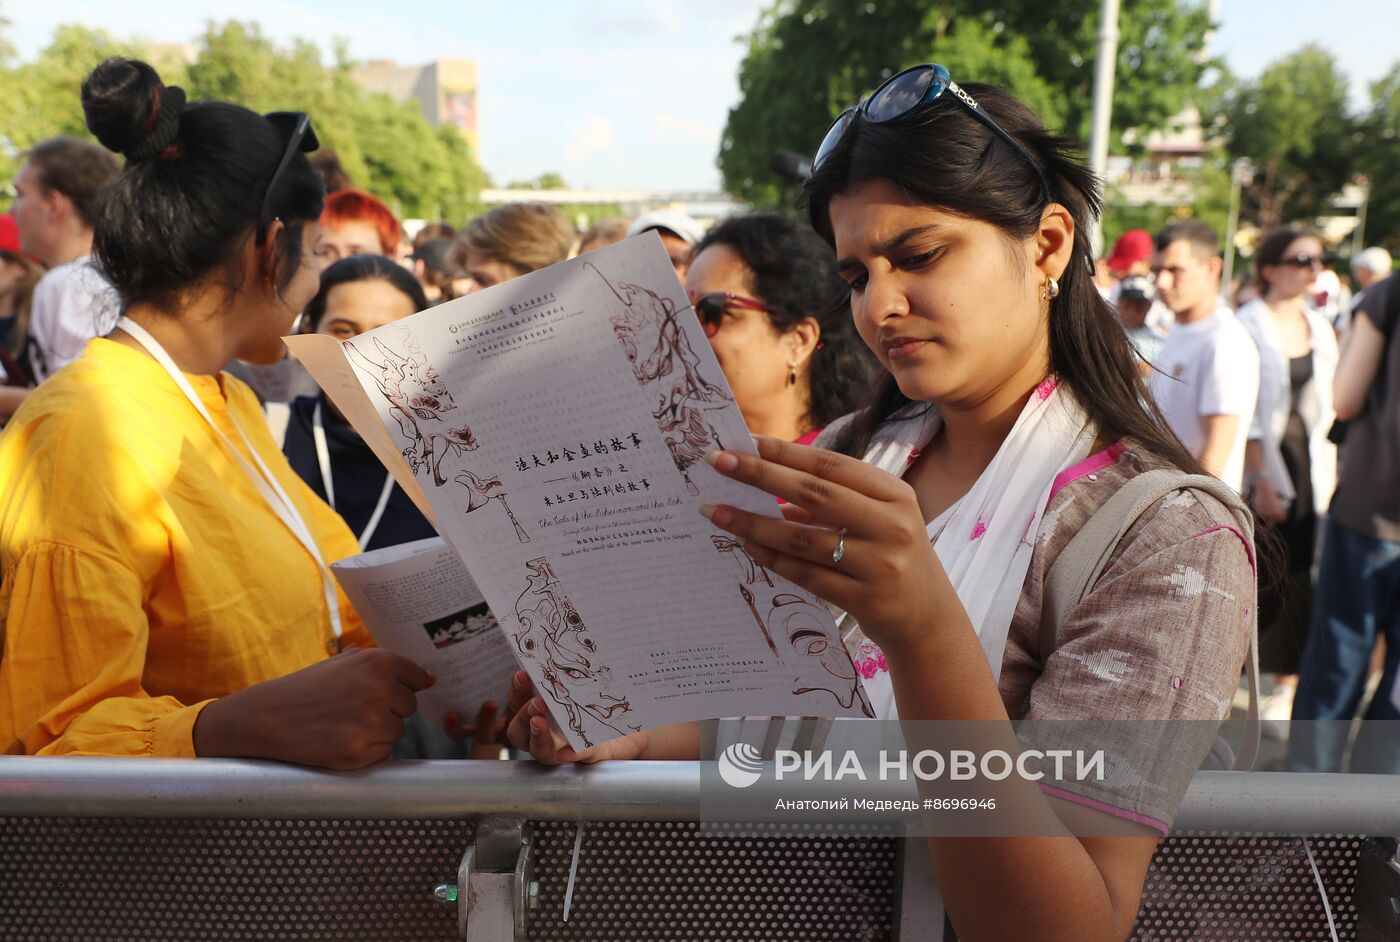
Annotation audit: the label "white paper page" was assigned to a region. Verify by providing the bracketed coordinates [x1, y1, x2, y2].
[331, 537, 517, 727]
[283, 332, 438, 525]
[304, 233, 872, 750]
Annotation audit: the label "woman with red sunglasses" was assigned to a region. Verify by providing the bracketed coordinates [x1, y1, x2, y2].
[684, 212, 876, 444]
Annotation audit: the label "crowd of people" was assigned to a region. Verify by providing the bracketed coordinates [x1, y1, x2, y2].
[0, 53, 1396, 940]
[1097, 219, 1396, 773]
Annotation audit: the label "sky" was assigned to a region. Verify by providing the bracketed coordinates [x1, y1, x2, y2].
[3, 0, 1396, 192]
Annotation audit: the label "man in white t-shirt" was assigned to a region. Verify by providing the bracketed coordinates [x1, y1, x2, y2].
[11, 137, 121, 382]
[1148, 220, 1259, 491]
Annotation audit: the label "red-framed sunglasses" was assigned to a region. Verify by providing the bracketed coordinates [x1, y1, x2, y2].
[689, 291, 783, 338]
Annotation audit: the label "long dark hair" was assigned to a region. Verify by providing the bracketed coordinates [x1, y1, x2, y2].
[301, 254, 430, 332]
[802, 83, 1204, 478]
[692, 212, 878, 428]
[81, 58, 324, 315]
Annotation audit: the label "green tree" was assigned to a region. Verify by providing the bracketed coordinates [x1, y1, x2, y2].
[506, 172, 569, 190]
[0, 19, 491, 224]
[0, 26, 137, 182]
[1100, 157, 1234, 253]
[1210, 45, 1358, 231]
[719, 0, 1211, 209]
[1357, 63, 1400, 255]
[988, 0, 1212, 149]
[185, 21, 490, 221]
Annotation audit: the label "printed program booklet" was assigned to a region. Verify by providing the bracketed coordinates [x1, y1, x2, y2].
[330, 537, 518, 730]
[288, 234, 872, 750]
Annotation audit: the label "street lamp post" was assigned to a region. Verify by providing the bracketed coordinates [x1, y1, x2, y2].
[1222, 157, 1252, 294]
[1087, 0, 1122, 257]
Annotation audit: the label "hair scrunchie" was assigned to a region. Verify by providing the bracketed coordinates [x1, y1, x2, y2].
[126, 84, 188, 162]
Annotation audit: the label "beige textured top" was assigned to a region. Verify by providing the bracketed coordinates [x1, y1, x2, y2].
[843, 439, 1256, 832]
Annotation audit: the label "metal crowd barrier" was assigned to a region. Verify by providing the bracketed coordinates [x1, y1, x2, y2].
[1, 759, 1397, 941]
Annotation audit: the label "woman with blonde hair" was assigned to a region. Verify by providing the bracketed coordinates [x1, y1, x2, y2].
[453, 202, 575, 290]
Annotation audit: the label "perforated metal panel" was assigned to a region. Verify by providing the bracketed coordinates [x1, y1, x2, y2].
[0, 817, 1371, 941]
[0, 817, 474, 941]
[1130, 834, 1364, 940]
[525, 822, 899, 941]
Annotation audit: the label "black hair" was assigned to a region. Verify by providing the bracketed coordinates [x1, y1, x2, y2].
[1156, 219, 1219, 259]
[301, 254, 429, 332]
[802, 82, 1205, 478]
[1253, 226, 1320, 296]
[80, 57, 324, 315]
[692, 212, 878, 428]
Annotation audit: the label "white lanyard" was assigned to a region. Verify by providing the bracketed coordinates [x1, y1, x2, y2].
[117, 317, 343, 644]
[312, 399, 394, 550]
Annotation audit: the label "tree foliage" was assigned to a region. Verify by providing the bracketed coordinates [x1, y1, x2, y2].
[1209, 44, 1357, 232]
[0, 20, 490, 223]
[719, 0, 1212, 209]
[0, 25, 137, 175]
[1357, 64, 1400, 255]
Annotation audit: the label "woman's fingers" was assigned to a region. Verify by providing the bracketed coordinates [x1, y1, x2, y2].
[704, 439, 909, 533]
[778, 502, 831, 526]
[505, 693, 579, 765]
[526, 710, 578, 765]
[701, 502, 866, 577]
[506, 670, 533, 717]
[762, 436, 910, 501]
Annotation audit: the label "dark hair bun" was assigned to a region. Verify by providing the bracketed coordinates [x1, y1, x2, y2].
[82, 57, 186, 161]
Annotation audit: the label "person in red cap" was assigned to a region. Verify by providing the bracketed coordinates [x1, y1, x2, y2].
[1106, 228, 1154, 279]
[1109, 228, 1173, 332]
[0, 214, 44, 418]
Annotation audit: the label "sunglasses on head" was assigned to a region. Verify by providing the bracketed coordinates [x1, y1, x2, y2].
[1279, 254, 1325, 269]
[812, 63, 1050, 199]
[690, 291, 783, 338]
[257, 111, 319, 244]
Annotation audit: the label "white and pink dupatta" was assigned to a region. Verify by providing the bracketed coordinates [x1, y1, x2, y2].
[838, 377, 1096, 701]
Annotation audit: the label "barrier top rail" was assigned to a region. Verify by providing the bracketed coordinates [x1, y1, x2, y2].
[0, 758, 1396, 834]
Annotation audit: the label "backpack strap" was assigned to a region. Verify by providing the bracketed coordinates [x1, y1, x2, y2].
[1040, 468, 1261, 771]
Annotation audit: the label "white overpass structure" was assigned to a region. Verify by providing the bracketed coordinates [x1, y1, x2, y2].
[479, 188, 747, 223]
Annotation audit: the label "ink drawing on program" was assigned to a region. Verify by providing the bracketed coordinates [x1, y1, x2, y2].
[288, 233, 873, 751]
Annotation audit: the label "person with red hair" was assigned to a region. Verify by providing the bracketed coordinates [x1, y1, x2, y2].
[313, 189, 400, 270]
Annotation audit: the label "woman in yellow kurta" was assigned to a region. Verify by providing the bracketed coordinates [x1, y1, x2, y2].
[0, 57, 435, 768]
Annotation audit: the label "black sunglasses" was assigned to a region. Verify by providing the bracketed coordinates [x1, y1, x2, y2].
[813, 63, 1050, 199]
[257, 111, 319, 244]
[1279, 254, 1326, 269]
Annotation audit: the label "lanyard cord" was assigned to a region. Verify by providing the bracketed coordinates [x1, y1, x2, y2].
[116, 317, 343, 643]
[312, 398, 394, 550]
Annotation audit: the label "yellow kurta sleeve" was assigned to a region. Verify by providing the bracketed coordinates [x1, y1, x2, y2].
[2, 541, 212, 757]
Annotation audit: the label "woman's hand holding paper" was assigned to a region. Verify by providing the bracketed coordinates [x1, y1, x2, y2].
[698, 435, 955, 659]
[503, 671, 652, 765]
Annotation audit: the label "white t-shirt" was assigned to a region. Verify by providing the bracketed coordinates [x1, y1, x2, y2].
[1148, 306, 1259, 490]
[27, 255, 121, 383]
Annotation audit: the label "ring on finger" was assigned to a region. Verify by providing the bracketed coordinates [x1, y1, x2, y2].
[831, 527, 847, 567]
